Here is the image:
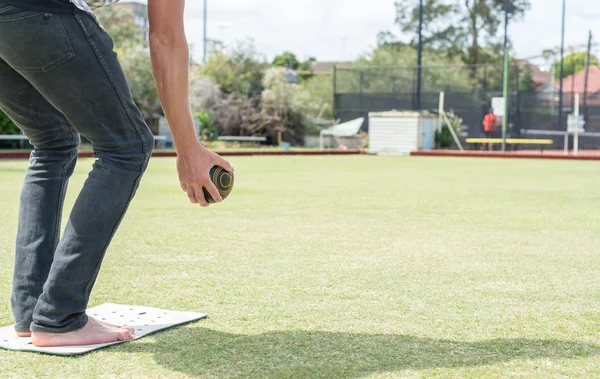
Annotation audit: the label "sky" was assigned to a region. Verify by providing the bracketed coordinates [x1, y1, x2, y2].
[135, 0, 600, 67]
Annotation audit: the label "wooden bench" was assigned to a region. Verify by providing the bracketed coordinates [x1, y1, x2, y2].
[466, 138, 554, 152]
[217, 136, 267, 143]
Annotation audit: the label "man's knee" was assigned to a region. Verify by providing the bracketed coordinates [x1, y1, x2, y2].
[96, 124, 154, 172]
[27, 127, 80, 169]
[27, 125, 80, 152]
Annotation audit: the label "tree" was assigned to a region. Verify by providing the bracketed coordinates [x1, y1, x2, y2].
[117, 44, 161, 132]
[394, 0, 459, 52]
[261, 68, 315, 142]
[0, 109, 20, 148]
[202, 39, 267, 96]
[0, 109, 18, 135]
[95, 5, 144, 48]
[95, 5, 161, 131]
[351, 43, 472, 93]
[553, 52, 600, 79]
[302, 75, 334, 120]
[518, 64, 536, 92]
[190, 75, 222, 112]
[393, 0, 530, 66]
[272, 51, 301, 69]
[272, 52, 316, 82]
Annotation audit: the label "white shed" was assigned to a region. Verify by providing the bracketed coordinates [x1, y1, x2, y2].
[368, 111, 439, 155]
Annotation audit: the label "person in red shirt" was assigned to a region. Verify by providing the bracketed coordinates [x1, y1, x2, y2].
[482, 108, 497, 151]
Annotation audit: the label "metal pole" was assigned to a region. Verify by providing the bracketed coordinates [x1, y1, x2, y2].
[550, 61, 556, 115]
[558, 0, 566, 129]
[333, 65, 337, 120]
[583, 31, 592, 123]
[438, 91, 445, 139]
[571, 61, 575, 108]
[482, 65, 488, 120]
[501, 0, 509, 151]
[515, 63, 521, 138]
[203, 0, 207, 64]
[574, 93, 580, 155]
[416, 0, 424, 110]
[359, 71, 365, 119]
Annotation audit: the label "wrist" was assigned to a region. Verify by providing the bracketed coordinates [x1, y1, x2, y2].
[167, 118, 200, 154]
[175, 138, 202, 156]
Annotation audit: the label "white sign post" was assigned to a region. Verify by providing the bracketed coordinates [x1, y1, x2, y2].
[492, 97, 506, 150]
[492, 97, 505, 117]
[567, 94, 585, 155]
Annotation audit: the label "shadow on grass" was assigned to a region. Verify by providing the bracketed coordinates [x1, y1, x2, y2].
[113, 327, 600, 377]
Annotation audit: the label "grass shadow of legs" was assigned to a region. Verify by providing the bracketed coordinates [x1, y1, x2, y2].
[113, 326, 600, 377]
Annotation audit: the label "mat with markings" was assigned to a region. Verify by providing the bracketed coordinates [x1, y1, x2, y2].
[0, 303, 207, 356]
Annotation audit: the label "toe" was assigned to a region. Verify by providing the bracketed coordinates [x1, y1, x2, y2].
[117, 331, 132, 341]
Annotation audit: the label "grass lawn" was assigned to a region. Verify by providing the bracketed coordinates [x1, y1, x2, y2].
[1, 155, 600, 378]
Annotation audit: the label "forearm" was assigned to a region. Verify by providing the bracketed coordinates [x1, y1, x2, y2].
[149, 34, 197, 152]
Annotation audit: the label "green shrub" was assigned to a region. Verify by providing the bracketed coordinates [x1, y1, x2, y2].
[0, 109, 18, 135]
[435, 125, 454, 148]
[435, 109, 466, 149]
[196, 109, 218, 140]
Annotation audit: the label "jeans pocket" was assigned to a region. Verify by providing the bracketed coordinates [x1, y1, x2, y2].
[0, 7, 75, 72]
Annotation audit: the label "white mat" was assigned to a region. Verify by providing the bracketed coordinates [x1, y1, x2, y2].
[0, 303, 207, 356]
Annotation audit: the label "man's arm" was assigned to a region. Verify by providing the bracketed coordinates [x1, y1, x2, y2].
[148, 0, 232, 207]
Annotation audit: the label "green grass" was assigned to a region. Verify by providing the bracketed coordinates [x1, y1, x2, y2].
[1, 156, 600, 378]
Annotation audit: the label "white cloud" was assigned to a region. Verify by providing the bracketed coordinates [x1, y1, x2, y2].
[135, 0, 600, 64]
[511, 0, 600, 64]
[182, 0, 395, 62]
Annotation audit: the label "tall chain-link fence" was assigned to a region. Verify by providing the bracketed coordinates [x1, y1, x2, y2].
[334, 64, 600, 150]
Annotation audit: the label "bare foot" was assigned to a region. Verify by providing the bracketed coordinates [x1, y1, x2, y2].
[16, 320, 134, 340]
[31, 317, 135, 347]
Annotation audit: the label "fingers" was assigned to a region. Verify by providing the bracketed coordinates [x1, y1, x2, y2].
[205, 180, 223, 203]
[187, 187, 198, 204]
[193, 185, 210, 207]
[183, 180, 221, 206]
[215, 156, 234, 172]
[186, 184, 210, 207]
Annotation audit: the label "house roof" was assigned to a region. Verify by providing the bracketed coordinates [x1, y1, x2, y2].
[310, 61, 353, 73]
[516, 60, 552, 86]
[558, 66, 600, 94]
[528, 65, 552, 86]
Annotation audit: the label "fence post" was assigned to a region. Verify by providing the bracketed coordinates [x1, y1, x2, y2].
[359, 71, 365, 119]
[333, 65, 337, 120]
[574, 93, 580, 155]
[482, 65, 488, 120]
[515, 64, 520, 137]
[412, 67, 417, 110]
[571, 61, 576, 111]
[584, 30, 592, 125]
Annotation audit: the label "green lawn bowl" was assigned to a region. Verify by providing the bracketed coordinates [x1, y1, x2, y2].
[202, 165, 234, 203]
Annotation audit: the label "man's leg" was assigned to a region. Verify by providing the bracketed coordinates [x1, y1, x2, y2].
[0, 59, 80, 335]
[0, 5, 154, 341]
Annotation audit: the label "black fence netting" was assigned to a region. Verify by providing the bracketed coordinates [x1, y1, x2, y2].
[334, 64, 600, 150]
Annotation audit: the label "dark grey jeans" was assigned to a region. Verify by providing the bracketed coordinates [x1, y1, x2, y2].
[0, 4, 154, 333]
